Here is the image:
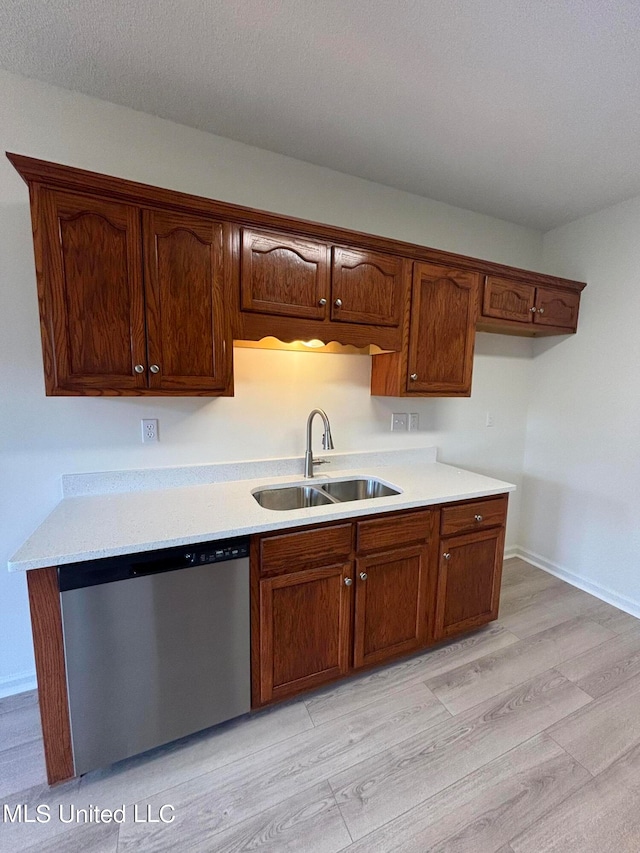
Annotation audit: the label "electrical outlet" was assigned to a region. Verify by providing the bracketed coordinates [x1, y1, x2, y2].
[485, 412, 495, 428]
[141, 419, 159, 443]
[391, 413, 408, 431]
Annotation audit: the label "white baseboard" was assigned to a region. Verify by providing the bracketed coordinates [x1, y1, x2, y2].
[509, 546, 640, 620]
[0, 671, 37, 699]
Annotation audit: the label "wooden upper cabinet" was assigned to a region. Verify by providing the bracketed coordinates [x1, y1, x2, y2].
[331, 248, 404, 327]
[407, 263, 479, 396]
[534, 286, 580, 328]
[483, 276, 535, 323]
[480, 276, 582, 334]
[39, 188, 147, 394]
[240, 228, 330, 320]
[143, 210, 230, 392]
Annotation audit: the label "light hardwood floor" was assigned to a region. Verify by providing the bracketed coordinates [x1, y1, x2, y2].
[2, 558, 640, 852]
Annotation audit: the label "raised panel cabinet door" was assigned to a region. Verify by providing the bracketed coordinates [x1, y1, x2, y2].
[39, 188, 147, 394]
[143, 210, 231, 392]
[353, 544, 430, 669]
[434, 527, 505, 640]
[331, 247, 405, 326]
[258, 563, 352, 704]
[483, 276, 535, 323]
[241, 228, 330, 320]
[534, 286, 580, 329]
[407, 263, 480, 395]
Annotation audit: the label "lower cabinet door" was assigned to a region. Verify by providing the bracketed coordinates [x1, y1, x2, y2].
[435, 528, 505, 639]
[257, 563, 352, 704]
[353, 544, 430, 669]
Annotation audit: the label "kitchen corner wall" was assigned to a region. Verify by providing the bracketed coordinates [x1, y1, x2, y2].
[520, 197, 640, 615]
[0, 69, 539, 695]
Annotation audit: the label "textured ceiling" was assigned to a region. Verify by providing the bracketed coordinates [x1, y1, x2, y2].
[1, 0, 640, 230]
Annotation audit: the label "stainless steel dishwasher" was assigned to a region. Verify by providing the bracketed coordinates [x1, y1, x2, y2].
[58, 536, 250, 776]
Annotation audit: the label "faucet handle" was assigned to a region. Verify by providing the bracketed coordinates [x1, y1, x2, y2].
[313, 458, 330, 467]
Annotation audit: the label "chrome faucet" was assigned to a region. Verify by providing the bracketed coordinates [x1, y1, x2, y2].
[304, 408, 335, 478]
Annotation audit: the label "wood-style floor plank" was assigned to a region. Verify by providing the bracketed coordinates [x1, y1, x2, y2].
[20, 823, 119, 853]
[113, 682, 448, 841]
[557, 625, 640, 698]
[329, 670, 591, 840]
[0, 738, 46, 801]
[0, 699, 43, 751]
[426, 617, 615, 714]
[119, 782, 351, 853]
[510, 740, 640, 853]
[341, 734, 590, 853]
[497, 584, 602, 638]
[305, 624, 518, 726]
[548, 670, 640, 775]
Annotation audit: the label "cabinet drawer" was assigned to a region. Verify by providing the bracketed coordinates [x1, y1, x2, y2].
[440, 496, 507, 536]
[259, 523, 353, 575]
[357, 509, 431, 553]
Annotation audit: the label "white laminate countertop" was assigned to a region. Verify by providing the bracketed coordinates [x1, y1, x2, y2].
[8, 451, 516, 571]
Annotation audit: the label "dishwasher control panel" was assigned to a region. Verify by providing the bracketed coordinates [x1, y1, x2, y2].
[58, 536, 251, 591]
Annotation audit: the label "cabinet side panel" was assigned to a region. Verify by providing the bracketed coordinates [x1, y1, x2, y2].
[27, 567, 75, 784]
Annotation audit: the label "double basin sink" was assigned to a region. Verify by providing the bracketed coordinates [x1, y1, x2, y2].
[253, 477, 401, 511]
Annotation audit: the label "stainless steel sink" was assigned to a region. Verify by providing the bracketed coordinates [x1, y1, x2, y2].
[253, 477, 401, 510]
[252, 485, 336, 511]
[319, 478, 401, 501]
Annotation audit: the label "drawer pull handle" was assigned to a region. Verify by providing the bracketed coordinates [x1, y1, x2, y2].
[344, 577, 353, 586]
[474, 514, 483, 522]
[359, 572, 368, 581]
[443, 552, 451, 560]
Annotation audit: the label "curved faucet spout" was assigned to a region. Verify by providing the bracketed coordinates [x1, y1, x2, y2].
[304, 408, 335, 477]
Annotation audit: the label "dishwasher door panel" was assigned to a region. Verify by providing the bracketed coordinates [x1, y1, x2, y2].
[60, 557, 250, 775]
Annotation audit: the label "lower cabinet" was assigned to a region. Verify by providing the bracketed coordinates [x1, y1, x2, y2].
[434, 527, 505, 639]
[353, 544, 430, 669]
[256, 562, 352, 705]
[252, 496, 507, 708]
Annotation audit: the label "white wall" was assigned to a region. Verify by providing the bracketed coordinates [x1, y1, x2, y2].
[0, 69, 539, 694]
[519, 197, 640, 613]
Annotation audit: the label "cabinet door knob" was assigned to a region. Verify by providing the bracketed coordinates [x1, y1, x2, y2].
[344, 577, 353, 586]
[134, 364, 145, 374]
[359, 572, 368, 581]
[410, 373, 418, 381]
[334, 298, 343, 308]
[537, 307, 545, 314]
[443, 552, 451, 560]
[529, 306, 536, 313]
[149, 364, 160, 374]
[318, 298, 327, 306]
[474, 514, 483, 522]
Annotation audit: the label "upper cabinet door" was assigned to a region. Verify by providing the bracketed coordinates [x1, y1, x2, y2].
[407, 263, 479, 396]
[483, 276, 535, 323]
[143, 210, 231, 392]
[331, 248, 405, 326]
[39, 188, 147, 394]
[534, 286, 580, 330]
[240, 229, 330, 320]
